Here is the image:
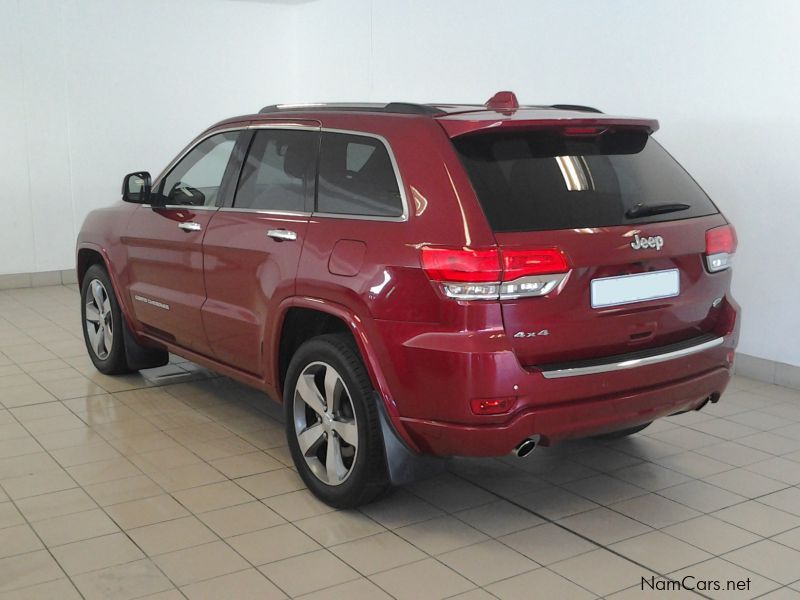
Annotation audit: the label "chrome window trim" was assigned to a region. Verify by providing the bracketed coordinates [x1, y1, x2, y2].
[539, 336, 724, 379]
[314, 127, 409, 223]
[219, 207, 312, 217]
[152, 124, 409, 222]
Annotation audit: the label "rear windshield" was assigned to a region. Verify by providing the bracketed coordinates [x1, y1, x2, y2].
[453, 130, 718, 232]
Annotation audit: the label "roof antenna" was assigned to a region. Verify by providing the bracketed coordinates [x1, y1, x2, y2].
[485, 91, 519, 112]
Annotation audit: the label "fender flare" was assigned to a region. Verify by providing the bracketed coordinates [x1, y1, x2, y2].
[272, 296, 424, 459]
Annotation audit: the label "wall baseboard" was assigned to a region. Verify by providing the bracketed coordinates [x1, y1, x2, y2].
[1, 270, 798, 392]
[0, 269, 77, 289]
[735, 353, 800, 392]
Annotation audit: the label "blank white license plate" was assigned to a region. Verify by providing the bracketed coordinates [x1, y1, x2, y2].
[591, 269, 679, 308]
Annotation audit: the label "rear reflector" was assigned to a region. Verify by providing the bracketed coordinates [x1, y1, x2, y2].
[421, 246, 570, 300]
[470, 397, 514, 415]
[705, 225, 737, 272]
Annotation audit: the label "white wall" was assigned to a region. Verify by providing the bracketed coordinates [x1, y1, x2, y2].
[2, 0, 799, 366]
[1, 0, 297, 273]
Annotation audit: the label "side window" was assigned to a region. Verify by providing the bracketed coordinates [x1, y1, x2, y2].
[159, 131, 238, 207]
[233, 129, 317, 212]
[317, 132, 403, 217]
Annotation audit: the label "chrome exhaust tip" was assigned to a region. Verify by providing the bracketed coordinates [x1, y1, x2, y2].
[514, 438, 537, 458]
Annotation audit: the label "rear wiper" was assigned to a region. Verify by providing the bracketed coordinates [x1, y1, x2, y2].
[625, 202, 691, 219]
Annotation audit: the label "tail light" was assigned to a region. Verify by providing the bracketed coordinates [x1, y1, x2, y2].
[705, 224, 737, 272]
[420, 246, 570, 300]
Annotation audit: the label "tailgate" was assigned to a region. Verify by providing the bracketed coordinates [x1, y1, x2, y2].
[450, 125, 733, 367]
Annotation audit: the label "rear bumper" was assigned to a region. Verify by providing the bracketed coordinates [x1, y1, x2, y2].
[400, 363, 731, 456]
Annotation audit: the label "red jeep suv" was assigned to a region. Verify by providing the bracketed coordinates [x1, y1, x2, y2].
[77, 91, 739, 507]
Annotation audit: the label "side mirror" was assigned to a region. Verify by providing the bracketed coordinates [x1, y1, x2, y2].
[122, 171, 152, 204]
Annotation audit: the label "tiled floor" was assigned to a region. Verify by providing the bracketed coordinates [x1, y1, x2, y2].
[1, 285, 800, 599]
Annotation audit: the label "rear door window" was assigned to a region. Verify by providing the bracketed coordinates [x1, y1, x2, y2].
[234, 129, 318, 212]
[453, 130, 718, 232]
[317, 132, 404, 217]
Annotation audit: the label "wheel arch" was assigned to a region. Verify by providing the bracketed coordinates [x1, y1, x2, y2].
[273, 296, 420, 453]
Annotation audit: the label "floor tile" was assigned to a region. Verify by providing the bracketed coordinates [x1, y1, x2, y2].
[0, 524, 43, 558]
[662, 515, 762, 555]
[671, 557, 779, 599]
[227, 523, 320, 565]
[438, 539, 538, 585]
[550, 548, 650, 596]
[609, 530, 712, 572]
[15, 487, 97, 522]
[609, 493, 701, 528]
[153, 540, 250, 586]
[359, 489, 443, 529]
[71, 558, 174, 600]
[486, 567, 596, 600]
[330, 531, 426, 575]
[198, 501, 285, 538]
[236, 468, 306, 499]
[454, 499, 544, 537]
[296, 577, 393, 600]
[31, 507, 119, 546]
[172, 480, 253, 514]
[723, 540, 800, 584]
[182, 568, 286, 600]
[105, 494, 189, 530]
[658, 480, 746, 513]
[0, 578, 81, 600]
[758, 487, 800, 516]
[370, 558, 475, 600]
[712, 500, 800, 537]
[500, 522, 596, 565]
[128, 515, 218, 555]
[395, 515, 488, 555]
[295, 509, 384, 546]
[558, 507, 652, 545]
[259, 549, 360, 596]
[51, 531, 144, 575]
[0, 549, 65, 593]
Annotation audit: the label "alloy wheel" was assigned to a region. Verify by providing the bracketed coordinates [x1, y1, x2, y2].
[292, 361, 359, 486]
[84, 279, 114, 360]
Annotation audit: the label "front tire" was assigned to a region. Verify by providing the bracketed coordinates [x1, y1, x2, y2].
[80, 265, 131, 375]
[284, 333, 389, 508]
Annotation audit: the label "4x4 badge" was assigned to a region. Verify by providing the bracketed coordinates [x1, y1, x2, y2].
[630, 234, 664, 251]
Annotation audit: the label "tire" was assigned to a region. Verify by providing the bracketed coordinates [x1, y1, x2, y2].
[594, 421, 652, 440]
[284, 333, 389, 508]
[80, 264, 168, 375]
[81, 265, 132, 374]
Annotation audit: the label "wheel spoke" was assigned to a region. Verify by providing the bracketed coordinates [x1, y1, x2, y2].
[85, 303, 101, 323]
[88, 326, 103, 357]
[323, 366, 340, 411]
[91, 281, 105, 311]
[326, 434, 347, 483]
[103, 326, 113, 354]
[102, 297, 112, 317]
[296, 373, 326, 417]
[332, 419, 358, 447]
[297, 423, 325, 456]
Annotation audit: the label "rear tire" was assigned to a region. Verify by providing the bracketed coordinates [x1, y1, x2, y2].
[595, 421, 652, 439]
[284, 333, 389, 508]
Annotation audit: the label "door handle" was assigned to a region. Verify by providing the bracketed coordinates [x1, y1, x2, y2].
[267, 229, 297, 241]
[178, 222, 202, 232]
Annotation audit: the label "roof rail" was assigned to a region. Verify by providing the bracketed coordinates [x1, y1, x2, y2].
[258, 102, 445, 116]
[550, 104, 603, 114]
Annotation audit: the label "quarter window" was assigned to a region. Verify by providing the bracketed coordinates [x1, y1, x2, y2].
[159, 131, 238, 207]
[317, 132, 403, 217]
[234, 129, 318, 212]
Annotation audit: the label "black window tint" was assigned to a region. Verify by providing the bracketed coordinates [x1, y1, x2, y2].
[159, 131, 238, 207]
[317, 132, 403, 217]
[453, 131, 718, 232]
[234, 129, 317, 212]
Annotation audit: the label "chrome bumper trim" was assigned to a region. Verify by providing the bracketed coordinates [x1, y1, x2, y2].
[539, 336, 725, 379]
